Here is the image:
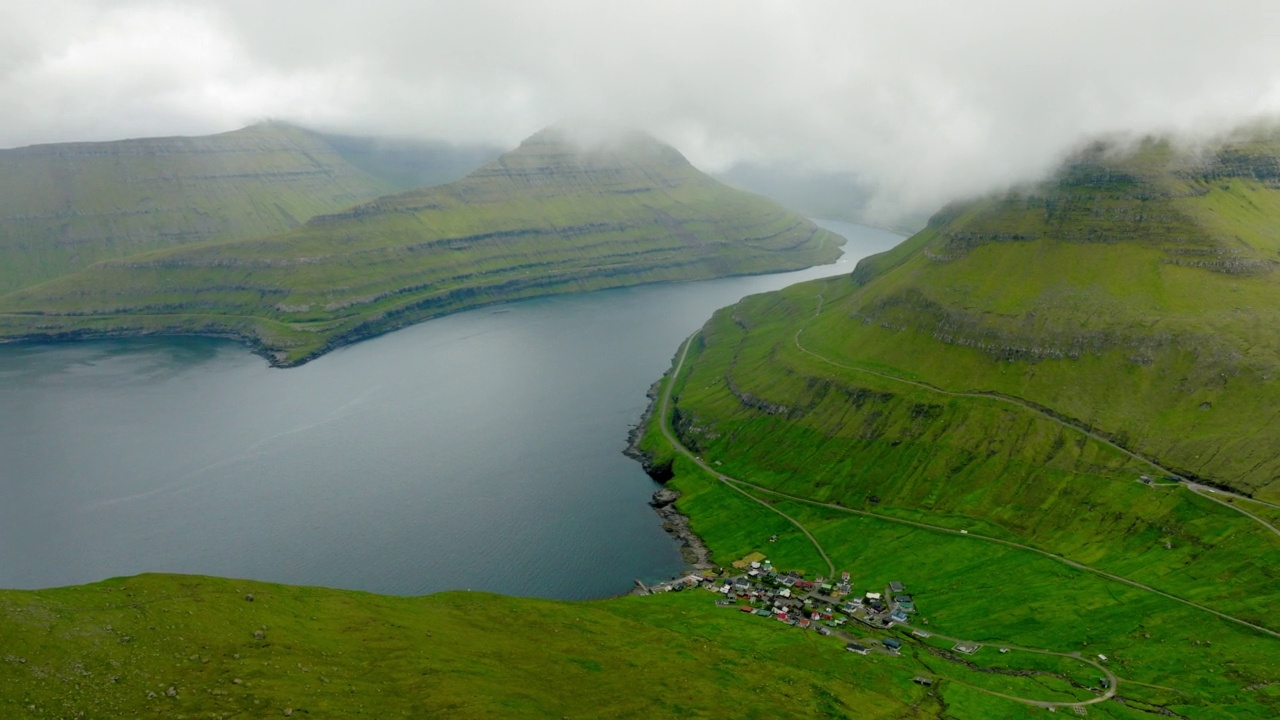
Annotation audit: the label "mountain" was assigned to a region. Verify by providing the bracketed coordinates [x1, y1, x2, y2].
[313, 130, 501, 190]
[628, 127, 1280, 716]
[716, 161, 928, 235]
[0, 122, 500, 295]
[668, 129, 1280, 498]
[0, 128, 841, 365]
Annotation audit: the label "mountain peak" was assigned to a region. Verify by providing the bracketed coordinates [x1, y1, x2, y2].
[454, 126, 698, 197]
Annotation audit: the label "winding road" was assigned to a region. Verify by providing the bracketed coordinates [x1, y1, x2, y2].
[657, 335, 1118, 709]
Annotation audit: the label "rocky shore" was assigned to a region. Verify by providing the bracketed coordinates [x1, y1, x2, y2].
[648, 488, 713, 570]
[622, 378, 674, 480]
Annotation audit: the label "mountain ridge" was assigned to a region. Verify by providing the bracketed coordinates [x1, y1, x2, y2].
[0, 122, 497, 294]
[0, 127, 841, 366]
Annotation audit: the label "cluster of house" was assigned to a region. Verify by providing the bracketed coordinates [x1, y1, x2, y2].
[650, 553, 919, 655]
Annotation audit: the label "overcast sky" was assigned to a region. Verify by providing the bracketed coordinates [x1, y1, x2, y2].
[5, 1, 1280, 222]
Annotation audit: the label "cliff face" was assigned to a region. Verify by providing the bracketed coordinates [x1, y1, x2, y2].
[0, 123, 501, 294]
[0, 127, 841, 365]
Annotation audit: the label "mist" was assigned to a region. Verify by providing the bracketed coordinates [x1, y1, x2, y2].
[4, 0, 1280, 224]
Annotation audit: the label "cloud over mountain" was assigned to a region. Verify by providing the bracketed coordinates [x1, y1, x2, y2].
[4, 1, 1280, 223]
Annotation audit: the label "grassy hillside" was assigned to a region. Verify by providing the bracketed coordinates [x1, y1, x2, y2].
[3, 571, 1226, 719]
[668, 130, 1280, 498]
[0, 573, 1038, 719]
[0, 123, 422, 293]
[0, 128, 841, 366]
[626, 128, 1280, 716]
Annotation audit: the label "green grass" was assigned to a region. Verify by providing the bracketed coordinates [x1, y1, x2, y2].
[6, 573, 1124, 719]
[2, 571, 1194, 719]
[647, 464, 1280, 717]
[626, 129, 1280, 717]
[0, 128, 841, 366]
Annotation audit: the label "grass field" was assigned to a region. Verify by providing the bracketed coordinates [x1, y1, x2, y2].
[4, 572, 1160, 719]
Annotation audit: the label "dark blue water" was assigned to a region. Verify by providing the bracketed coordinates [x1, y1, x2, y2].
[0, 220, 901, 598]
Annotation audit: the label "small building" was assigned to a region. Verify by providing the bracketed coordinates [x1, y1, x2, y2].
[954, 642, 981, 655]
[817, 626, 832, 636]
[889, 610, 909, 624]
[865, 592, 882, 601]
[845, 643, 869, 655]
[912, 630, 931, 639]
[912, 676, 933, 686]
[882, 638, 902, 651]
[888, 581, 905, 593]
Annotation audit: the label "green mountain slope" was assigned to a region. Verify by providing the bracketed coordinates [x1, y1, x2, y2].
[0, 123, 421, 294]
[0, 574, 946, 719]
[0, 128, 841, 366]
[625, 129, 1280, 716]
[667, 130, 1280, 498]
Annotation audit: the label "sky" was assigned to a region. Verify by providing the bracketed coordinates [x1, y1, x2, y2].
[5, 0, 1280, 223]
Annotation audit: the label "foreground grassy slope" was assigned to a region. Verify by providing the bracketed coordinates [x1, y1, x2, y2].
[0, 129, 841, 366]
[0, 123, 418, 294]
[3, 573, 1068, 719]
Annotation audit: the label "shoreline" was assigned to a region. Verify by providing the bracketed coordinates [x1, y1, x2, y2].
[624, 369, 715, 590]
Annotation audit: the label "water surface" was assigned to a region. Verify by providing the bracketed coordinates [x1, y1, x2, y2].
[0, 220, 901, 598]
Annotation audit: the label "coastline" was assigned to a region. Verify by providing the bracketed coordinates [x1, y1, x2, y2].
[625, 374, 714, 581]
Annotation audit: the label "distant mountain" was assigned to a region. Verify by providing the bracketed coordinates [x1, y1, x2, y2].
[715, 161, 927, 234]
[314, 130, 501, 192]
[0, 122, 497, 294]
[0, 128, 841, 366]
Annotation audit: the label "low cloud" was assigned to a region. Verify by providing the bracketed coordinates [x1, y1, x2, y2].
[4, 0, 1280, 224]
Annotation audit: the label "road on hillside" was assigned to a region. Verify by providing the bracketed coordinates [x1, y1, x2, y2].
[791, 293, 1280, 541]
[657, 332, 1280, 644]
[659, 336, 1120, 709]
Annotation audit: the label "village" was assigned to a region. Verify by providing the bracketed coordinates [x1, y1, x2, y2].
[639, 552, 933, 661]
